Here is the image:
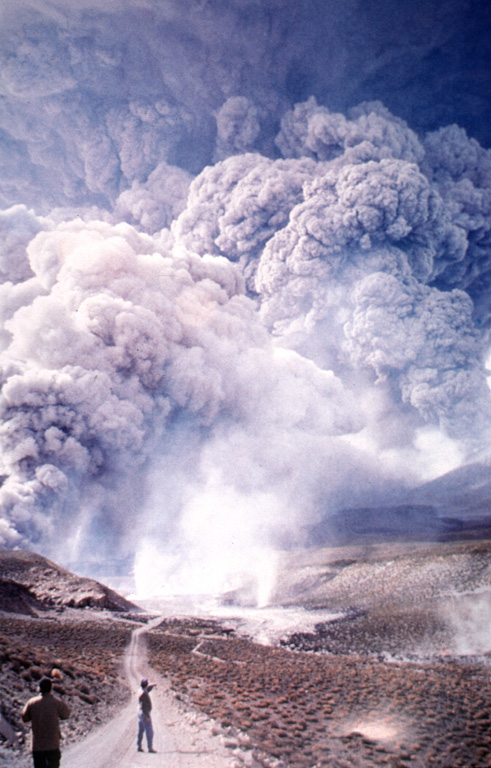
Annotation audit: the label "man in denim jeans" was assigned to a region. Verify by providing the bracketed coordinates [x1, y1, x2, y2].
[137, 679, 156, 753]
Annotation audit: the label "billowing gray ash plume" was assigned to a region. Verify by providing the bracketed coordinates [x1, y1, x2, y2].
[0, 0, 491, 595]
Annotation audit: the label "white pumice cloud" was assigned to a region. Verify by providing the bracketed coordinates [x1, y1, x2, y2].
[0, 205, 49, 284]
[0, 217, 373, 566]
[114, 161, 192, 234]
[172, 153, 321, 291]
[1, 0, 491, 591]
[344, 273, 489, 434]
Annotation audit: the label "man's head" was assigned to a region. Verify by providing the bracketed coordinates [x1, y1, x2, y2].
[40, 678, 52, 695]
[141, 679, 148, 689]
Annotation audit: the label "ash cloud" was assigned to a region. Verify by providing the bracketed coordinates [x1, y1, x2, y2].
[1, 0, 491, 593]
[1, 0, 490, 211]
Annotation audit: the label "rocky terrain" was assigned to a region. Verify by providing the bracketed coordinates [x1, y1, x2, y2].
[147, 615, 491, 768]
[0, 614, 138, 763]
[278, 539, 491, 599]
[0, 549, 144, 766]
[0, 550, 138, 612]
[1, 540, 491, 767]
[146, 539, 491, 768]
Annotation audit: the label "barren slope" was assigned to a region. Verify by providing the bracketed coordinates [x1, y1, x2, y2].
[0, 549, 138, 612]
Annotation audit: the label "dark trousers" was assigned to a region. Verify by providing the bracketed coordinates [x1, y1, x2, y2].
[32, 750, 61, 768]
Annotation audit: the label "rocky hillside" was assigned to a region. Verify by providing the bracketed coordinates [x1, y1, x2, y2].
[0, 549, 139, 613]
[272, 539, 491, 610]
[0, 551, 144, 766]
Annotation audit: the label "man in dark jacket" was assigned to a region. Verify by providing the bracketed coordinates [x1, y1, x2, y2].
[137, 678, 156, 753]
[22, 677, 70, 768]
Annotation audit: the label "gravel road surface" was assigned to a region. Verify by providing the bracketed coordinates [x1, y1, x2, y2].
[63, 618, 236, 768]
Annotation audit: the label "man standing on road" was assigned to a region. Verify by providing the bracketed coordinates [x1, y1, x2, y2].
[22, 677, 70, 768]
[137, 678, 156, 753]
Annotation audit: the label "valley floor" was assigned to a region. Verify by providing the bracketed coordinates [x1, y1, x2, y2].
[2, 538, 491, 767]
[147, 614, 491, 768]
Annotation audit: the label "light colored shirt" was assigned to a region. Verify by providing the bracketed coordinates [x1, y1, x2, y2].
[22, 693, 70, 752]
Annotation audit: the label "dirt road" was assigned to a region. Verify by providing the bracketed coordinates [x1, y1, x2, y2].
[63, 618, 236, 768]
